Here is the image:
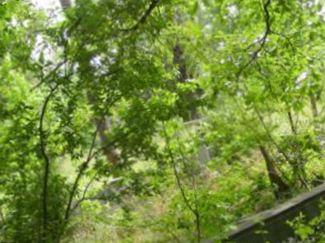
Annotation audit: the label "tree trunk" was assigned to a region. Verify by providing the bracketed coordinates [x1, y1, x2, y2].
[95, 117, 119, 164]
[173, 42, 200, 120]
[310, 94, 318, 118]
[259, 146, 289, 199]
[173, 43, 188, 83]
[287, 110, 297, 135]
[59, 0, 71, 9]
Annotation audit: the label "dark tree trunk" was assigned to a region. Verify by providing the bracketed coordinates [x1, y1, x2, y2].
[59, 0, 71, 9]
[287, 110, 297, 134]
[173, 42, 200, 120]
[173, 43, 188, 83]
[310, 94, 318, 118]
[259, 146, 289, 199]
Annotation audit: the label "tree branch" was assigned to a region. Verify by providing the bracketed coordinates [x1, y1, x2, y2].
[70, 172, 98, 212]
[64, 121, 101, 222]
[39, 84, 59, 241]
[162, 123, 201, 241]
[236, 0, 272, 79]
[31, 16, 82, 91]
[122, 0, 160, 31]
[162, 124, 195, 213]
[31, 61, 66, 91]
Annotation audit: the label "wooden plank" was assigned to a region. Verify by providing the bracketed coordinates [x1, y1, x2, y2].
[225, 183, 325, 242]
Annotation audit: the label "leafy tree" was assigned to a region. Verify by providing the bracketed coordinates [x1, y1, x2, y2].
[0, 0, 324, 242]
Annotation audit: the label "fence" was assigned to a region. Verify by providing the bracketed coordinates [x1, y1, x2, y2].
[225, 183, 325, 242]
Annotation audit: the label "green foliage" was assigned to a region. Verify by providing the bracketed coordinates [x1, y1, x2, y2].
[287, 202, 325, 242]
[0, 0, 324, 242]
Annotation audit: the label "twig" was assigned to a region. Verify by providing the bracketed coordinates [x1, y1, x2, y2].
[162, 124, 194, 213]
[31, 61, 66, 91]
[162, 123, 201, 242]
[177, 138, 202, 242]
[71, 172, 99, 212]
[31, 17, 82, 91]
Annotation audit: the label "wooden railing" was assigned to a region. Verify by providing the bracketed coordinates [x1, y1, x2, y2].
[224, 183, 325, 242]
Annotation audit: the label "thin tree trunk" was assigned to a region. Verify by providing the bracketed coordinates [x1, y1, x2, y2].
[287, 110, 297, 135]
[287, 110, 309, 189]
[39, 85, 59, 242]
[310, 94, 318, 118]
[259, 146, 289, 198]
